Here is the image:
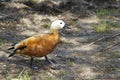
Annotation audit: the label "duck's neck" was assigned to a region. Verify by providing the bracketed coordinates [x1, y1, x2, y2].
[50, 29, 60, 41]
[50, 29, 59, 33]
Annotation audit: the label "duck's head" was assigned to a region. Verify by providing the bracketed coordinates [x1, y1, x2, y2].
[50, 20, 67, 32]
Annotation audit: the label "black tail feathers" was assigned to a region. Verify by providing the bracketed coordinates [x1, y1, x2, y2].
[8, 45, 27, 57]
[8, 52, 16, 57]
[8, 46, 16, 57]
[8, 46, 14, 50]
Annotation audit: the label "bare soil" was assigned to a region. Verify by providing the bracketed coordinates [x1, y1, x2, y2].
[0, 1, 120, 80]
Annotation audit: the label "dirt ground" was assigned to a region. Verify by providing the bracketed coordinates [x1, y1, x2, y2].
[0, 1, 120, 80]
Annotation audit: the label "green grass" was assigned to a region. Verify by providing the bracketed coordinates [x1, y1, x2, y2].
[95, 8, 120, 17]
[94, 8, 120, 32]
[115, 68, 120, 72]
[17, 69, 55, 80]
[106, 20, 120, 28]
[19, 71, 31, 80]
[94, 22, 111, 33]
[96, 9, 111, 17]
[41, 22, 51, 28]
[6, 71, 12, 80]
[110, 52, 120, 57]
[6, 72, 55, 80]
[43, 77, 55, 80]
[0, 39, 8, 45]
[41, 19, 51, 28]
[94, 20, 120, 33]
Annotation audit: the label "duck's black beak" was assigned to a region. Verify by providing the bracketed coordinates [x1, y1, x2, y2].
[63, 24, 70, 29]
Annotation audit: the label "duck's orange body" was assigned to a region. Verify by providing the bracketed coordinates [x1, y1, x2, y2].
[8, 20, 67, 69]
[14, 32, 59, 57]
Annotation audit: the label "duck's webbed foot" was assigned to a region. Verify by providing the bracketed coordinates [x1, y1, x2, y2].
[30, 57, 39, 70]
[45, 56, 60, 70]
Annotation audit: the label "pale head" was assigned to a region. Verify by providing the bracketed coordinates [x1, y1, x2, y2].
[50, 20, 66, 31]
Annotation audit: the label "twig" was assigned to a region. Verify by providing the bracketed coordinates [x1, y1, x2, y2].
[102, 41, 120, 51]
[87, 37, 104, 46]
[87, 32, 120, 47]
[18, 68, 26, 79]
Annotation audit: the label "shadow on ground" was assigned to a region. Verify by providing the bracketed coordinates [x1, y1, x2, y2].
[0, 0, 120, 80]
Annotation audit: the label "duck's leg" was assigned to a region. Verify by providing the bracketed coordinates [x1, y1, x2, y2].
[45, 55, 60, 69]
[30, 57, 33, 67]
[30, 57, 39, 70]
[45, 55, 54, 64]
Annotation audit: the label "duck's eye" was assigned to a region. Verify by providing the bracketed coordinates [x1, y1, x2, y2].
[60, 22, 62, 24]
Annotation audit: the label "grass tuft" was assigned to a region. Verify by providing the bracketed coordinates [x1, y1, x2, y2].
[95, 8, 120, 17]
[110, 52, 120, 57]
[96, 9, 110, 17]
[0, 39, 8, 45]
[115, 68, 120, 72]
[106, 20, 120, 28]
[94, 8, 120, 32]
[94, 22, 110, 33]
[19, 71, 31, 80]
[41, 19, 51, 28]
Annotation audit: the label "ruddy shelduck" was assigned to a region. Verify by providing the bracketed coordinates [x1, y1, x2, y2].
[8, 20, 67, 69]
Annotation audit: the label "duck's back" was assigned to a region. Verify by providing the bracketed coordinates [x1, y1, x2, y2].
[15, 32, 59, 57]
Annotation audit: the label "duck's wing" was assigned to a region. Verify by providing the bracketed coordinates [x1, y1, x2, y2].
[8, 33, 49, 57]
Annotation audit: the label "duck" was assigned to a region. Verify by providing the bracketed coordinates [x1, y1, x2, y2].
[8, 20, 67, 69]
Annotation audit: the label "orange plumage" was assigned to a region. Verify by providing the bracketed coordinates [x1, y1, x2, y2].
[15, 32, 59, 57]
[8, 20, 67, 69]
